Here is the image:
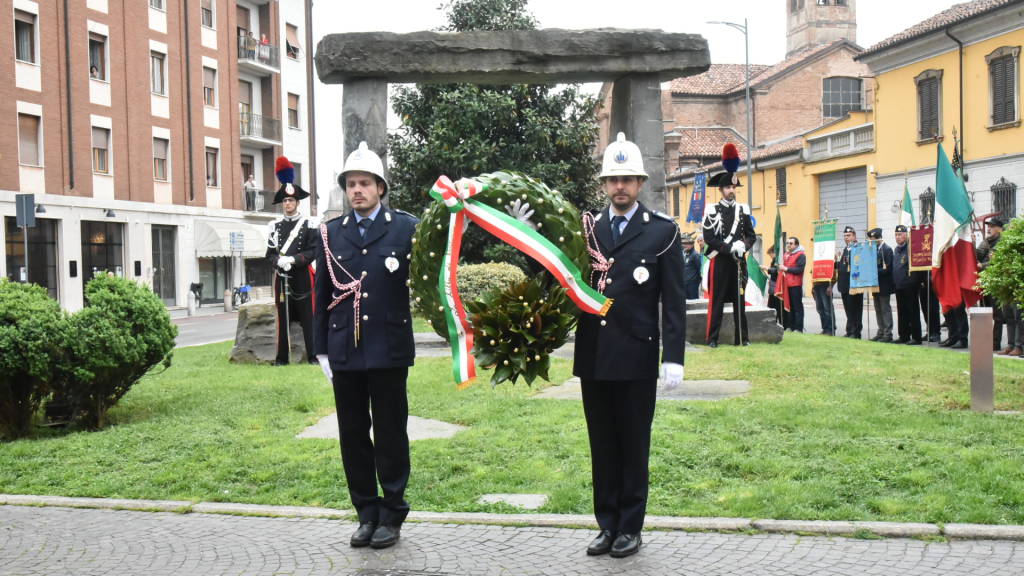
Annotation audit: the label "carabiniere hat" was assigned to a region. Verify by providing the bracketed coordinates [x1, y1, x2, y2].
[272, 156, 310, 204]
[708, 143, 743, 188]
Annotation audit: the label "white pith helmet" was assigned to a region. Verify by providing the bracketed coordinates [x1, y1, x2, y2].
[599, 132, 648, 179]
[338, 141, 389, 195]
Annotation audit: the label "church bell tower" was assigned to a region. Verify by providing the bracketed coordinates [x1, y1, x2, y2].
[786, 0, 857, 57]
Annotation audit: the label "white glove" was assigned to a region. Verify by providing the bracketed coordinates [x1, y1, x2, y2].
[505, 199, 537, 229]
[730, 240, 746, 258]
[317, 354, 333, 381]
[660, 362, 684, 391]
[278, 255, 295, 268]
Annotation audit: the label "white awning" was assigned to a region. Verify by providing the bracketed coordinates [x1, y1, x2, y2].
[194, 220, 268, 258]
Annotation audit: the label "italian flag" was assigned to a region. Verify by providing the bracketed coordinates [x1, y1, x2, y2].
[899, 181, 916, 227]
[745, 253, 769, 307]
[812, 220, 836, 283]
[931, 144, 980, 313]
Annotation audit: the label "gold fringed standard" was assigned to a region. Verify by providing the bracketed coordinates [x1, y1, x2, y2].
[597, 298, 614, 317]
[456, 376, 476, 391]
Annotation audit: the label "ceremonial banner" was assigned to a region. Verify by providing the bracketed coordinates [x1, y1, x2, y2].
[909, 225, 933, 271]
[686, 172, 707, 223]
[931, 143, 980, 313]
[745, 253, 768, 307]
[900, 182, 916, 227]
[848, 241, 879, 295]
[812, 219, 837, 282]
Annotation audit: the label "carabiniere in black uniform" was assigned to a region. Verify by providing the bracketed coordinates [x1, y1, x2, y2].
[265, 156, 317, 364]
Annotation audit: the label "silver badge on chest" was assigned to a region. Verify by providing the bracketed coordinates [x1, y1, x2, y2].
[633, 266, 650, 284]
[385, 256, 400, 273]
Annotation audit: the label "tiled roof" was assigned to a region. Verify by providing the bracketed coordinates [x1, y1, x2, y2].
[859, 0, 1023, 58]
[752, 137, 804, 161]
[674, 129, 749, 161]
[669, 40, 859, 96]
[669, 64, 770, 95]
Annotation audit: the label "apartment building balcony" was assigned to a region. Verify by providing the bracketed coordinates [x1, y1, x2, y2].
[243, 188, 283, 217]
[237, 38, 280, 75]
[239, 112, 281, 148]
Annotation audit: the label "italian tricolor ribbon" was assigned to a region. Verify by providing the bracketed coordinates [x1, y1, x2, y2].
[429, 175, 612, 388]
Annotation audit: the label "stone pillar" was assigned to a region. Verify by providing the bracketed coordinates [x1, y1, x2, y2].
[969, 307, 994, 412]
[328, 79, 389, 219]
[610, 74, 666, 213]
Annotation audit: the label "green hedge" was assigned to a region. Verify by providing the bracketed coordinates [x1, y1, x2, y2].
[0, 280, 65, 440]
[979, 218, 1024, 307]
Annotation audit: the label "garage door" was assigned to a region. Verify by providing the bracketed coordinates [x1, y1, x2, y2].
[818, 168, 867, 241]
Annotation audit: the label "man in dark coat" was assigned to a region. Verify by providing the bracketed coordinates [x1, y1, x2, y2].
[681, 233, 702, 300]
[867, 228, 894, 342]
[701, 145, 756, 347]
[892, 225, 923, 345]
[977, 217, 1005, 351]
[574, 133, 686, 559]
[314, 142, 417, 550]
[265, 156, 317, 364]
[837, 226, 864, 339]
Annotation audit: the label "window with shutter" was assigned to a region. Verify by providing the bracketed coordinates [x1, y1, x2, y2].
[776, 168, 788, 204]
[987, 47, 1019, 127]
[915, 70, 942, 141]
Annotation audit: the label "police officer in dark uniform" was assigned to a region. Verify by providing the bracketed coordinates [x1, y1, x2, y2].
[701, 144, 756, 347]
[892, 224, 923, 345]
[313, 142, 418, 550]
[837, 226, 864, 338]
[266, 156, 317, 365]
[574, 133, 686, 559]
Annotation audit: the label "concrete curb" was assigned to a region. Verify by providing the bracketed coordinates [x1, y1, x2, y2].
[4, 494, 1024, 541]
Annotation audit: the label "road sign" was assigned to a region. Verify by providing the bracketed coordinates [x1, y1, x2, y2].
[229, 231, 245, 252]
[15, 194, 35, 228]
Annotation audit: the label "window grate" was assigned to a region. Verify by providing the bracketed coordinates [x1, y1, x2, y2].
[991, 177, 1017, 219]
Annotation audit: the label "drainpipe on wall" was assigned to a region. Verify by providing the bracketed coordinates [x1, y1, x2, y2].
[305, 0, 318, 217]
[945, 27, 965, 159]
[183, 0, 196, 202]
[62, 0, 74, 190]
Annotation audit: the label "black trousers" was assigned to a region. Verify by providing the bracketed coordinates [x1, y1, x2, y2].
[945, 305, 969, 343]
[919, 283, 941, 338]
[332, 367, 411, 526]
[706, 257, 749, 345]
[841, 291, 863, 337]
[274, 273, 315, 364]
[785, 286, 804, 332]
[581, 378, 657, 534]
[895, 288, 922, 342]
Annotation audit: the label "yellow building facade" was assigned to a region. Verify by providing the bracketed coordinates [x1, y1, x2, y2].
[670, 1, 1024, 292]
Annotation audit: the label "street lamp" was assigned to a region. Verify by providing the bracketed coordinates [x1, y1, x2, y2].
[707, 18, 753, 215]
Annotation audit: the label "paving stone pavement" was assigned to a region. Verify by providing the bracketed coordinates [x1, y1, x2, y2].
[3, 505, 1024, 576]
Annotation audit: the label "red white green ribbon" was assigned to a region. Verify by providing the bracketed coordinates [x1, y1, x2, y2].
[430, 175, 612, 388]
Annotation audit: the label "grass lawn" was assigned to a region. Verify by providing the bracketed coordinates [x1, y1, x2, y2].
[2, 334, 1024, 525]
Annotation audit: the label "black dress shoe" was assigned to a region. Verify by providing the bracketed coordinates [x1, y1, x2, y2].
[940, 338, 956, 347]
[706, 340, 718, 348]
[893, 338, 910, 344]
[370, 524, 401, 549]
[742, 340, 751, 346]
[869, 334, 882, 341]
[951, 340, 969, 349]
[609, 533, 642, 558]
[928, 334, 941, 342]
[878, 336, 894, 343]
[586, 530, 615, 556]
[350, 522, 377, 547]
[906, 340, 923, 345]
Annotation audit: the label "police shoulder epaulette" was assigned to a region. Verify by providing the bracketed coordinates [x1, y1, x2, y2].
[653, 210, 675, 222]
[392, 208, 421, 224]
[739, 204, 751, 215]
[706, 204, 718, 215]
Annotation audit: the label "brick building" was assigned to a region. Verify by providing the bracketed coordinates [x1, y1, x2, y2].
[2, 0, 315, 310]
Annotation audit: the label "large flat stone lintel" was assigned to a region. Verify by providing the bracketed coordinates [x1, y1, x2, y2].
[315, 29, 710, 85]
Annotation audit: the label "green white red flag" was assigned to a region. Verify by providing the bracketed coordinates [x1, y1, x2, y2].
[930, 144, 980, 313]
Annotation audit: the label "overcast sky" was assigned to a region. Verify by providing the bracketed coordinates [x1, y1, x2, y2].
[310, 0, 964, 211]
